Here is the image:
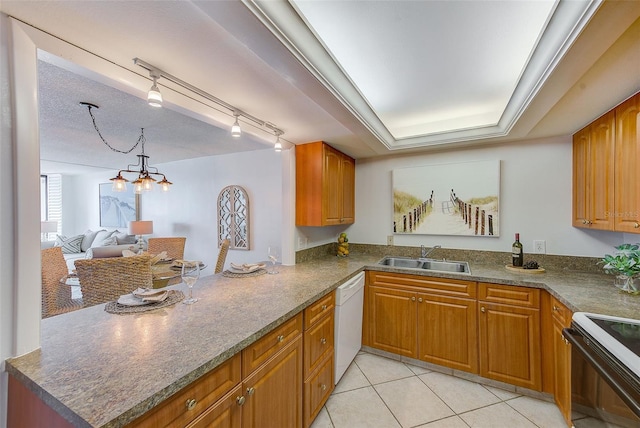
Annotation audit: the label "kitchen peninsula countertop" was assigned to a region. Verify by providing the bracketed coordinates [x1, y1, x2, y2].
[6, 254, 640, 427]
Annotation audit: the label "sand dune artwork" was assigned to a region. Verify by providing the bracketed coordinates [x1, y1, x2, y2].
[392, 160, 500, 236]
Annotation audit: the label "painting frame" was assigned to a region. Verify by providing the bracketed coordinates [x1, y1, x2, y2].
[392, 160, 500, 237]
[99, 183, 139, 228]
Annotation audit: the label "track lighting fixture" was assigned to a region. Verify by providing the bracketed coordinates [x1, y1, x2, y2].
[147, 70, 163, 108]
[134, 58, 286, 147]
[274, 131, 283, 152]
[231, 113, 242, 138]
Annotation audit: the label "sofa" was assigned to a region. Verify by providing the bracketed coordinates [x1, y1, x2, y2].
[42, 229, 145, 271]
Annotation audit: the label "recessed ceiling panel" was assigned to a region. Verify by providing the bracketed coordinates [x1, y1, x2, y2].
[291, 0, 556, 139]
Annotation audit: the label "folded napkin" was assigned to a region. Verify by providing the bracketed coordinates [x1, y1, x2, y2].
[122, 249, 137, 257]
[150, 251, 168, 265]
[172, 260, 203, 268]
[131, 288, 169, 302]
[230, 262, 266, 272]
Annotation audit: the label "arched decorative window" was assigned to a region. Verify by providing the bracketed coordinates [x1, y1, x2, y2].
[217, 185, 249, 250]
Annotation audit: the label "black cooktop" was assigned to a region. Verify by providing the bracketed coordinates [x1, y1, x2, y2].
[590, 317, 640, 357]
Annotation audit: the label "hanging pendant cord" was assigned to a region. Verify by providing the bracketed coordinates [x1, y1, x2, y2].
[84, 103, 143, 154]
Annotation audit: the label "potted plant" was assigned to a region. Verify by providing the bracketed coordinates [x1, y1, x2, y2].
[600, 243, 640, 295]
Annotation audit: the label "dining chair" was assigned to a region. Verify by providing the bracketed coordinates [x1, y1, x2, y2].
[74, 255, 153, 307]
[41, 247, 83, 318]
[148, 237, 186, 260]
[215, 239, 230, 273]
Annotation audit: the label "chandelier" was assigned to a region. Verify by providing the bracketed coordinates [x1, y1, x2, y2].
[81, 102, 172, 194]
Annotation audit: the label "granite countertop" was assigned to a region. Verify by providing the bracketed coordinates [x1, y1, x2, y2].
[6, 254, 640, 427]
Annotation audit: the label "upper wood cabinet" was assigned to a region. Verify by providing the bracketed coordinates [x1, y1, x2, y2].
[573, 92, 640, 233]
[614, 93, 640, 232]
[572, 110, 615, 230]
[296, 141, 355, 226]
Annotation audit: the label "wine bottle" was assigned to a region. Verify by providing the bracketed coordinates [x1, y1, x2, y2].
[512, 233, 523, 267]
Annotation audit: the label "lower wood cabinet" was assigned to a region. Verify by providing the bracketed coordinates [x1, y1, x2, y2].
[186, 384, 243, 428]
[478, 283, 541, 391]
[549, 296, 572, 426]
[303, 291, 335, 427]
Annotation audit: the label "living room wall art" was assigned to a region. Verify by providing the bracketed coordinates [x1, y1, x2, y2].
[99, 183, 139, 228]
[392, 160, 500, 236]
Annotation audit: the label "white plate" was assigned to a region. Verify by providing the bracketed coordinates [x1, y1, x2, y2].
[229, 264, 266, 274]
[117, 294, 153, 306]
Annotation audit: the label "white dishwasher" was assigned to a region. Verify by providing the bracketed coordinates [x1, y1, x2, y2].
[334, 271, 365, 384]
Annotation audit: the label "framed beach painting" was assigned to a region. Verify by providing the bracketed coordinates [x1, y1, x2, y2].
[392, 160, 500, 236]
[99, 183, 139, 228]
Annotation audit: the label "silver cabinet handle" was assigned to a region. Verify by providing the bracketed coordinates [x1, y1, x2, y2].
[480, 307, 486, 313]
[553, 305, 559, 312]
[186, 398, 197, 411]
[277, 334, 284, 343]
[236, 396, 246, 406]
[418, 297, 423, 303]
[320, 384, 327, 391]
[320, 338, 327, 345]
[247, 387, 255, 396]
[321, 304, 327, 311]
[411, 296, 416, 302]
[635, 222, 639, 229]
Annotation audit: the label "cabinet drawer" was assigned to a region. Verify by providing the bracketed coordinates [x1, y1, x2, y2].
[305, 292, 335, 330]
[368, 271, 476, 298]
[243, 313, 303, 376]
[304, 313, 334, 377]
[128, 353, 241, 428]
[304, 354, 334, 428]
[478, 283, 540, 308]
[550, 295, 572, 327]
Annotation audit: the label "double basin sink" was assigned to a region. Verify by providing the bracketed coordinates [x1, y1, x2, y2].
[378, 256, 471, 275]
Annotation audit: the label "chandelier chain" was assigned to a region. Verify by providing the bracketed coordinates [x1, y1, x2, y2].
[85, 104, 142, 154]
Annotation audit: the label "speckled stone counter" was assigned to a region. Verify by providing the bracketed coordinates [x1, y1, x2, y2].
[6, 254, 640, 427]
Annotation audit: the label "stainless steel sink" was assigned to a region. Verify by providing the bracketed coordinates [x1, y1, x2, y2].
[378, 256, 471, 274]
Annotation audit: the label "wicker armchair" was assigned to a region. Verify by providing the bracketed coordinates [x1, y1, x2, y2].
[75, 255, 153, 308]
[148, 237, 186, 260]
[41, 247, 83, 318]
[215, 239, 230, 273]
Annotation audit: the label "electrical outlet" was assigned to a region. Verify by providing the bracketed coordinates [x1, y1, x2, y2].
[387, 235, 394, 246]
[533, 240, 546, 254]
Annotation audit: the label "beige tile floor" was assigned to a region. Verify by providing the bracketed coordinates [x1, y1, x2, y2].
[311, 351, 568, 428]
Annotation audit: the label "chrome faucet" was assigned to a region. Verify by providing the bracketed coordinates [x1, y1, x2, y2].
[421, 245, 441, 258]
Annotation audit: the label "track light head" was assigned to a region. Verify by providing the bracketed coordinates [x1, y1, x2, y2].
[231, 113, 242, 138]
[147, 72, 162, 108]
[274, 132, 283, 152]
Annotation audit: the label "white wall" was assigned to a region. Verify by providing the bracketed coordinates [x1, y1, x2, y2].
[64, 148, 285, 273]
[347, 136, 628, 258]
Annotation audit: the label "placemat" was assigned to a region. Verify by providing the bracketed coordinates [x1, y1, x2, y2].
[104, 290, 185, 314]
[223, 268, 267, 278]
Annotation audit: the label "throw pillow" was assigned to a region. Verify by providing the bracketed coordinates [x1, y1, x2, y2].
[101, 236, 118, 246]
[81, 229, 105, 252]
[91, 230, 116, 247]
[114, 231, 137, 245]
[55, 234, 83, 254]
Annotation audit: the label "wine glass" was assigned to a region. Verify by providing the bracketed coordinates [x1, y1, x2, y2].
[181, 261, 200, 304]
[267, 246, 279, 274]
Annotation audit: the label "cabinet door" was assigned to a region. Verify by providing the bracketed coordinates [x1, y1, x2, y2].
[478, 302, 541, 391]
[615, 93, 640, 233]
[368, 286, 417, 358]
[304, 313, 334, 377]
[573, 126, 590, 227]
[418, 293, 478, 373]
[588, 110, 616, 230]
[304, 354, 334, 428]
[186, 384, 242, 428]
[340, 154, 355, 224]
[242, 336, 303, 428]
[552, 318, 571, 426]
[323, 145, 343, 225]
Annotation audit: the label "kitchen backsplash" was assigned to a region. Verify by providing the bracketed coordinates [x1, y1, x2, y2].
[296, 243, 603, 273]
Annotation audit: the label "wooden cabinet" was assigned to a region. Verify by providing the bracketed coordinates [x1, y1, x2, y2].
[614, 93, 640, 232]
[572, 110, 615, 230]
[128, 353, 242, 428]
[365, 272, 478, 373]
[573, 91, 640, 233]
[241, 313, 303, 428]
[296, 141, 355, 226]
[478, 283, 541, 391]
[549, 295, 572, 427]
[303, 292, 335, 427]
